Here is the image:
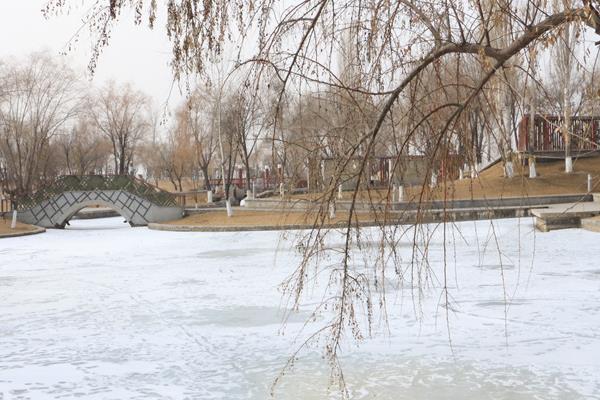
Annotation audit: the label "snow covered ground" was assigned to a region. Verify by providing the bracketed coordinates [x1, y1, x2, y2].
[0, 217, 599, 399]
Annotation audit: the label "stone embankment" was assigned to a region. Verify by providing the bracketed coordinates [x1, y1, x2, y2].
[150, 193, 596, 232]
[531, 193, 600, 232]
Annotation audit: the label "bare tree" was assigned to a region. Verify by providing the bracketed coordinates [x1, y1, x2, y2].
[0, 52, 80, 195]
[89, 82, 150, 175]
[162, 122, 195, 191]
[552, 1, 580, 172]
[229, 85, 262, 190]
[218, 93, 241, 199]
[57, 114, 111, 175]
[177, 88, 218, 190]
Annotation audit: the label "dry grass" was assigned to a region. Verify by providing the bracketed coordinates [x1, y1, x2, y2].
[163, 209, 376, 228]
[155, 178, 202, 193]
[436, 158, 599, 200]
[291, 159, 600, 203]
[151, 180, 210, 206]
[163, 159, 600, 229]
[0, 218, 39, 235]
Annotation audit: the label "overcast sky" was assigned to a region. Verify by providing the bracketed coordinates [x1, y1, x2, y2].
[0, 2, 179, 106]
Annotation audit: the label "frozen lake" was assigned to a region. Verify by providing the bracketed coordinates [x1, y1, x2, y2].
[0, 217, 599, 399]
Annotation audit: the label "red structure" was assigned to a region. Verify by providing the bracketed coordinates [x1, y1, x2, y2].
[517, 114, 600, 154]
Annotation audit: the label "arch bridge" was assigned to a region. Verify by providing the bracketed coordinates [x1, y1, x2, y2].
[16, 175, 184, 228]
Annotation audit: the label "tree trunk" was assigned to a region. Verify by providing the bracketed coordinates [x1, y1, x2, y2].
[242, 152, 252, 190]
[564, 87, 573, 173]
[201, 164, 211, 190]
[168, 175, 177, 191]
[119, 150, 127, 175]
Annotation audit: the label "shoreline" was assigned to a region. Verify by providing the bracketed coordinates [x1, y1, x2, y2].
[0, 225, 46, 239]
[148, 206, 534, 232]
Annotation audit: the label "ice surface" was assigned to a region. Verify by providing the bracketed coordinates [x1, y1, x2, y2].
[0, 217, 599, 399]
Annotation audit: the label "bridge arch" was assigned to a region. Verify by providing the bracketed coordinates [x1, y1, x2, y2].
[16, 175, 184, 228]
[58, 199, 138, 228]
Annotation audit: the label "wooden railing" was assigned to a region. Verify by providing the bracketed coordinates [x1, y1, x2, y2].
[517, 114, 600, 153]
[0, 198, 13, 213]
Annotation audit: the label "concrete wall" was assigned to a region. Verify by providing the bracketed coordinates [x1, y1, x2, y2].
[18, 190, 184, 228]
[244, 193, 593, 213]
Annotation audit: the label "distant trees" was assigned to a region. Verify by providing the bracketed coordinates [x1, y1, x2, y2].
[0, 53, 159, 196]
[156, 119, 195, 192]
[228, 87, 262, 190]
[0, 54, 252, 197]
[0, 53, 80, 195]
[178, 88, 217, 191]
[89, 82, 150, 175]
[56, 115, 111, 176]
[136, 84, 266, 195]
[282, 89, 378, 189]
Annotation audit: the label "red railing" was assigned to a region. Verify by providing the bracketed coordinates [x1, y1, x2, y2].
[517, 114, 600, 153]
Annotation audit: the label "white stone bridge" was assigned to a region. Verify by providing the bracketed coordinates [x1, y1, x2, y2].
[16, 175, 184, 228]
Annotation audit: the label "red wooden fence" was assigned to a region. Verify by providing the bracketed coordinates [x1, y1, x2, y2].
[517, 114, 600, 153]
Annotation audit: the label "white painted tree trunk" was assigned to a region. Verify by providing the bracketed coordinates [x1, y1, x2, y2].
[471, 165, 478, 179]
[430, 172, 437, 188]
[11, 210, 17, 229]
[529, 157, 537, 179]
[225, 199, 233, 217]
[565, 156, 573, 174]
[564, 85, 573, 174]
[504, 161, 514, 178]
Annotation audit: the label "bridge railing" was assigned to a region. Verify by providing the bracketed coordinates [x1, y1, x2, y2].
[15, 175, 179, 211]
